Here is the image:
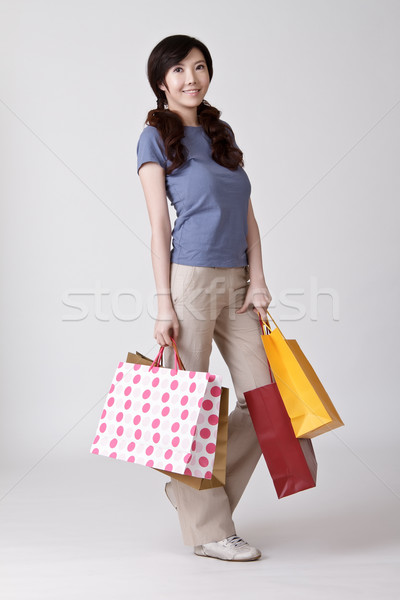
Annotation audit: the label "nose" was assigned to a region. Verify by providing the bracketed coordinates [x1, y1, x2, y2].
[186, 69, 197, 85]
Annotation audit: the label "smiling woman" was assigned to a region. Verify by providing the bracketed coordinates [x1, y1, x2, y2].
[136, 34, 273, 562]
[143, 35, 244, 174]
[159, 48, 210, 116]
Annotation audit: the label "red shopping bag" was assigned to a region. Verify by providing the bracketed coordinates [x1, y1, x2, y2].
[244, 367, 317, 498]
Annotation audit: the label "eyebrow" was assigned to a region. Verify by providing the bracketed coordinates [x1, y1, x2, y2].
[174, 60, 206, 66]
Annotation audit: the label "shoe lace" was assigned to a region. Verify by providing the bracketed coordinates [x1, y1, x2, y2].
[224, 535, 248, 548]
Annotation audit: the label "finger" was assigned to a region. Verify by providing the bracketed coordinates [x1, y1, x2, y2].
[156, 334, 165, 347]
[163, 333, 173, 346]
[236, 303, 248, 314]
[156, 328, 169, 346]
[254, 306, 267, 320]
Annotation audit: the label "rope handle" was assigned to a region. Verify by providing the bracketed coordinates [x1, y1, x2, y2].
[257, 311, 274, 382]
[171, 338, 186, 370]
[150, 346, 165, 370]
[258, 311, 271, 335]
[257, 310, 283, 336]
[149, 338, 186, 372]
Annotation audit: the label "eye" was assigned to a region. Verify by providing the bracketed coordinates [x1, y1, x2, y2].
[172, 67, 183, 73]
[196, 64, 205, 70]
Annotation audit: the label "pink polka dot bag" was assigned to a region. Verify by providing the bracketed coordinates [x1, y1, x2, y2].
[90, 342, 223, 480]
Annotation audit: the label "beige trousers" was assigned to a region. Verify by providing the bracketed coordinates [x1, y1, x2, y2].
[163, 263, 272, 546]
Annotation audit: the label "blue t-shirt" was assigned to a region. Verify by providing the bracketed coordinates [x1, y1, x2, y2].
[136, 123, 251, 267]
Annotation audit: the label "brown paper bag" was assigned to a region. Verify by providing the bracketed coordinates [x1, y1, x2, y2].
[126, 351, 229, 489]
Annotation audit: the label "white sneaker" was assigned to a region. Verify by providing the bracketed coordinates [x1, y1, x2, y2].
[194, 535, 262, 561]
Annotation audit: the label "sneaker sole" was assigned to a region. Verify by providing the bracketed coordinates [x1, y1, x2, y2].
[194, 548, 262, 561]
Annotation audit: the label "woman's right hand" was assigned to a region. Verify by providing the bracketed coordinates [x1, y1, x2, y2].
[154, 307, 179, 347]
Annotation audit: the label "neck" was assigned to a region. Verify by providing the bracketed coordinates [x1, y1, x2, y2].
[169, 106, 199, 127]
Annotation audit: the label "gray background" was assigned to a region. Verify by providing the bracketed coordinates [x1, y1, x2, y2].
[1, 0, 399, 598]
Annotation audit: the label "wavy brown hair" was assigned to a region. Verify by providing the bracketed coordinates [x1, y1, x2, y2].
[144, 35, 244, 175]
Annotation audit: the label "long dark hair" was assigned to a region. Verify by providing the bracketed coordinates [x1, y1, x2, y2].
[144, 34, 244, 175]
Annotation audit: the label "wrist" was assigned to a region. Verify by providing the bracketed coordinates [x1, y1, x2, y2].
[156, 291, 173, 310]
[248, 272, 267, 287]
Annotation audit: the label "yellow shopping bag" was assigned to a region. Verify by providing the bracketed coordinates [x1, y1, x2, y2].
[260, 312, 344, 438]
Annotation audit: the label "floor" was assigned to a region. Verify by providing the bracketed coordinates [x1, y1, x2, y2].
[0, 439, 399, 600]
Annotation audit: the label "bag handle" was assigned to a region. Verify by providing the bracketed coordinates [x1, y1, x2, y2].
[171, 338, 186, 370]
[257, 310, 283, 336]
[258, 311, 271, 335]
[149, 338, 186, 372]
[256, 311, 275, 383]
[149, 346, 164, 370]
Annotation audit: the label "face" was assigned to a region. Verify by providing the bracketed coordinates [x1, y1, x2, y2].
[159, 47, 210, 113]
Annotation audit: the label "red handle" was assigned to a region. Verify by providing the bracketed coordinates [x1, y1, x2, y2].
[170, 338, 185, 370]
[149, 339, 185, 372]
[149, 346, 164, 370]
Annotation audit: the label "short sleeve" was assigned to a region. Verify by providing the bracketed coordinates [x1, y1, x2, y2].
[136, 125, 167, 175]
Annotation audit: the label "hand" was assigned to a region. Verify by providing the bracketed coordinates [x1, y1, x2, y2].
[236, 282, 272, 320]
[154, 307, 180, 347]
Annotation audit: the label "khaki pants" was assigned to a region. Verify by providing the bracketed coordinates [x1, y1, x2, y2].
[163, 263, 272, 546]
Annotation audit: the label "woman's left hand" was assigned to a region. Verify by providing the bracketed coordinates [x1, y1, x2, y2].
[236, 282, 272, 320]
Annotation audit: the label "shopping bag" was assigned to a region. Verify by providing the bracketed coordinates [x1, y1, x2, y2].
[125, 350, 229, 489]
[244, 381, 317, 498]
[90, 343, 224, 480]
[260, 312, 344, 438]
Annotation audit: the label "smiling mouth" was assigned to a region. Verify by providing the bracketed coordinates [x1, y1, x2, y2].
[183, 89, 200, 94]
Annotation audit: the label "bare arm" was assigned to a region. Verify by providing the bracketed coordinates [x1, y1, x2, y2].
[236, 198, 272, 319]
[138, 161, 179, 346]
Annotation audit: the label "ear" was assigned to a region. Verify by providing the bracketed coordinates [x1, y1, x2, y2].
[158, 81, 166, 92]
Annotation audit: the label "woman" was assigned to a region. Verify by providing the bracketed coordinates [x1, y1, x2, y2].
[137, 34, 273, 561]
